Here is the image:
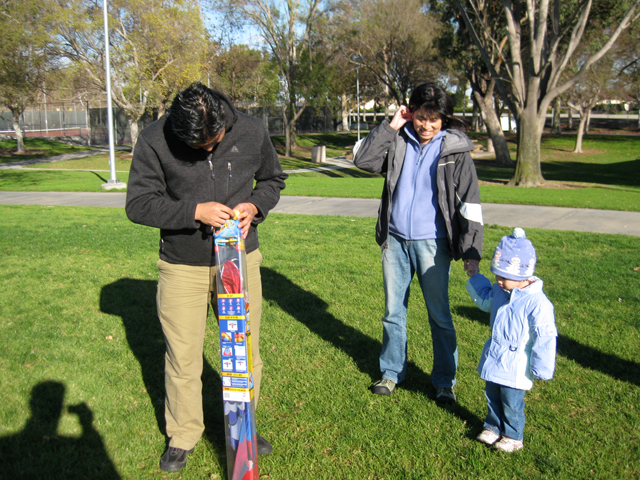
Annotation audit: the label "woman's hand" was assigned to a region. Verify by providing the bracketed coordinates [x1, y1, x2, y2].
[389, 105, 413, 131]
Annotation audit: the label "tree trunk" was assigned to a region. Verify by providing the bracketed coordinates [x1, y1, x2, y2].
[573, 113, 587, 153]
[282, 106, 291, 157]
[567, 108, 573, 129]
[129, 119, 140, 152]
[486, 119, 512, 166]
[472, 101, 480, 132]
[85, 101, 92, 146]
[509, 109, 545, 187]
[289, 117, 297, 153]
[11, 112, 25, 153]
[341, 93, 350, 132]
[551, 97, 562, 134]
[474, 92, 514, 167]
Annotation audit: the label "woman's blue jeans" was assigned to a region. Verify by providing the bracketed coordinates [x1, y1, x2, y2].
[380, 234, 457, 388]
[484, 381, 526, 441]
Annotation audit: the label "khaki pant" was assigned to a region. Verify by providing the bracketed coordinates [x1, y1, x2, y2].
[157, 249, 263, 450]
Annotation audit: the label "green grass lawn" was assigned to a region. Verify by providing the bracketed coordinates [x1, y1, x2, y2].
[283, 133, 640, 211]
[0, 138, 95, 163]
[1, 206, 639, 479]
[1, 133, 639, 210]
[271, 131, 361, 160]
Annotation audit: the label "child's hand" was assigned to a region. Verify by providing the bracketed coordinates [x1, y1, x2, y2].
[464, 259, 479, 277]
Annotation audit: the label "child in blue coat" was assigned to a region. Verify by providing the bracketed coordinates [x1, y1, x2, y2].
[466, 228, 557, 452]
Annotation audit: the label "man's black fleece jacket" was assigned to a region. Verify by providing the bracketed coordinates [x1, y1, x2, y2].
[126, 91, 287, 266]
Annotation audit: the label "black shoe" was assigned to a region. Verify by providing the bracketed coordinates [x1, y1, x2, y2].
[160, 446, 194, 473]
[256, 433, 272, 455]
[435, 387, 456, 404]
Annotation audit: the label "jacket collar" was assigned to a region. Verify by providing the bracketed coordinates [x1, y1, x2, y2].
[440, 129, 475, 157]
[403, 123, 446, 147]
[509, 276, 544, 299]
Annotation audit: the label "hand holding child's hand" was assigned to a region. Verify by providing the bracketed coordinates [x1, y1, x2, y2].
[464, 259, 479, 277]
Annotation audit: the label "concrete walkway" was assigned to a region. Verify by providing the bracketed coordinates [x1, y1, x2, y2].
[1, 153, 639, 236]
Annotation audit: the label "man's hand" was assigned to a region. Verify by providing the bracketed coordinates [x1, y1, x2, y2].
[464, 259, 480, 277]
[389, 105, 413, 131]
[195, 202, 235, 228]
[233, 202, 259, 238]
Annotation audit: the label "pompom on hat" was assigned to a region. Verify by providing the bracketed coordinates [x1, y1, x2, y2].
[490, 228, 537, 281]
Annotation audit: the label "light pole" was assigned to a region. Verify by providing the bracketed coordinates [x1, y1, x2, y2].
[356, 65, 361, 142]
[101, 0, 126, 190]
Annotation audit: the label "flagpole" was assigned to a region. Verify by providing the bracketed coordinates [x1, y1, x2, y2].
[101, 0, 126, 190]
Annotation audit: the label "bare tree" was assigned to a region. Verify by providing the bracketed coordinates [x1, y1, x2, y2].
[50, 65, 105, 145]
[566, 53, 616, 152]
[428, 0, 514, 166]
[52, 0, 207, 150]
[210, 45, 279, 106]
[215, 0, 323, 157]
[615, 24, 640, 128]
[337, 0, 443, 107]
[0, 0, 52, 152]
[454, 0, 640, 186]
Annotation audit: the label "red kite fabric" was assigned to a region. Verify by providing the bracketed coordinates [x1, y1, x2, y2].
[222, 260, 242, 294]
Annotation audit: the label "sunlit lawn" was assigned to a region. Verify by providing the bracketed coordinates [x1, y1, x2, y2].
[0, 206, 638, 479]
[1, 133, 639, 210]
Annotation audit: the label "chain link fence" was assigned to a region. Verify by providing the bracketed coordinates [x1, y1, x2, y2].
[1, 103, 339, 145]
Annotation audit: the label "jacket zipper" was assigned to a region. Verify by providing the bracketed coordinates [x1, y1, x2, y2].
[408, 143, 427, 238]
[208, 158, 215, 235]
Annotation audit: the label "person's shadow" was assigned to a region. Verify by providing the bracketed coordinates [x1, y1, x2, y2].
[260, 267, 483, 433]
[99, 279, 227, 461]
[0, 381, 121, 479]
[455, 305, 640, 387]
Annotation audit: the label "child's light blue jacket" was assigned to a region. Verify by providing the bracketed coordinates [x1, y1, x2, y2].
[466, 274, 557, 390]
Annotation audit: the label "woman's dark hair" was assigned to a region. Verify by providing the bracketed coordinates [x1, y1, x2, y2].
[408, 83, 455, 129]
[169, 82, 226, 144]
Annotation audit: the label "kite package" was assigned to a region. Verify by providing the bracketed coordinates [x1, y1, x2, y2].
[214, 215, 259, 480]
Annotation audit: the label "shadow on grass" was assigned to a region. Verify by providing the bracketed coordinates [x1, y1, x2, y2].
[0, 381, 121, 479]
[99, 279, 227, 461]
[271, 133, 358, 150]
[455, 306, 640, 387]
[89, 171, 108, 183]
[0, 170, 53, 187]
[542, 158, 640, 188]
[261, 268, 483, 432]
[306, 168, 381, 179]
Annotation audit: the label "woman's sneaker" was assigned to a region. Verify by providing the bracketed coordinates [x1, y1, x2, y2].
[476, 429, 500, 445]
[494, 437, 524, 452]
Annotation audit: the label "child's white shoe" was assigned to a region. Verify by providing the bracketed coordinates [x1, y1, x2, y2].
[476, 429, 500, 445]
[494, 436, 524, 452]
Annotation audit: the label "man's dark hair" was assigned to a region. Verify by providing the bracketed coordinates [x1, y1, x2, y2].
[408, 83, 455, 129]
[169, 82, 226, 144]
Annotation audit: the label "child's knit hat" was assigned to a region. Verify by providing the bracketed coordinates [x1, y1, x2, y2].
[490, 227, 537, 280]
